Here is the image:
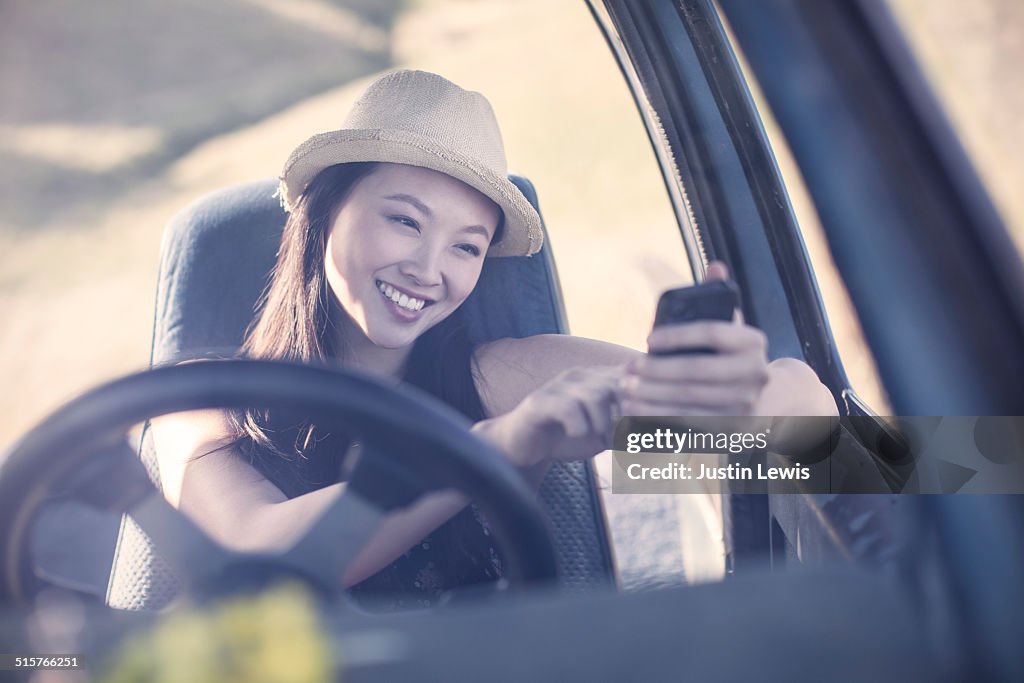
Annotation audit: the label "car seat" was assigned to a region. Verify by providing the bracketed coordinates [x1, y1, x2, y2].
[106, 176, 616, 609]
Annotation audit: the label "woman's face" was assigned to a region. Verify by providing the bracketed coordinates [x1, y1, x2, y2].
[325, 163, 500, 352]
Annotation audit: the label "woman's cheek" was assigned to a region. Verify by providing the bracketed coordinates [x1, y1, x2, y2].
[451, 262, 486, 304]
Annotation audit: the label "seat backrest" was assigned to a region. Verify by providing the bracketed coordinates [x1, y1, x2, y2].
[106, 176, 615, 609]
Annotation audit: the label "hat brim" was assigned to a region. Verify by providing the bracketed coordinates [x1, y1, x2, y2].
[280, 129, 543, 257]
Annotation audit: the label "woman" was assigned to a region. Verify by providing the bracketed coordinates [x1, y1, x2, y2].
[153, 70, 836, 608]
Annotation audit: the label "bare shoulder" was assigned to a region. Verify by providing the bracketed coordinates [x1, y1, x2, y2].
[472, 334, 639, 416]
[149, 407, 241, 506]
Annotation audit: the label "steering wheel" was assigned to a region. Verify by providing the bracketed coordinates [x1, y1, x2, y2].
[0, 360, 558, 606]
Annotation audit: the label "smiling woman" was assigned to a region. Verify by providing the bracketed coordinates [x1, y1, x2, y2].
[149, 69, 836, 610]
[324, 164, 500, 361]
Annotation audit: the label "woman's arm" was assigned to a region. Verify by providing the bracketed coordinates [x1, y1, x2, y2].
[151, 408, 342, 552]
[150, 408, 544, 588]
[472, 267, 837, 465]
[474, 334, 638, 418]
[476, 333, 836, 423]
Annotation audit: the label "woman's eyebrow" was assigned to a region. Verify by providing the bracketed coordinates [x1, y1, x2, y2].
[383, 193, 492, 238]
[460, 225, 492, 239]
[382, 193, 432, 217]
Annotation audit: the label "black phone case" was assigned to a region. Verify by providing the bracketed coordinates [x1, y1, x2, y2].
[651, 280, 739, 355]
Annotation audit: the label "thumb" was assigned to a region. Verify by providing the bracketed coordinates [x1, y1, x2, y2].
[706, 260, 730, 282]
[705, 260, 744, 324]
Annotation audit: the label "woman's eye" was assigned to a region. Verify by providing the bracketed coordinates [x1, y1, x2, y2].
[456, 244, 482, 257]
[389, 215, 420, 231]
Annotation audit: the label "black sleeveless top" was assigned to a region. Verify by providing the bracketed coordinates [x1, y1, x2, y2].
[246, 418, 505, 611]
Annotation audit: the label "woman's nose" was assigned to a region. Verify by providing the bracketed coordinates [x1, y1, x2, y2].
[399, 242, 444, 287]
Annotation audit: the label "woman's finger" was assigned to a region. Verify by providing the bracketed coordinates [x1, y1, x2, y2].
[647, 320, 766, 355]
[521, 365, 630, 458]
[622, 376, 762, 410]
[571, 383, 618, 441]
[540, 399, 587, 439]
[705, 260, 730, 282]
[702, 263, 745, 324]
[620, 398, 752, 418]
[630, 353, 770, 385]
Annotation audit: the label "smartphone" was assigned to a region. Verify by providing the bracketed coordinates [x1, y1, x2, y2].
[651, 280, 740, 355]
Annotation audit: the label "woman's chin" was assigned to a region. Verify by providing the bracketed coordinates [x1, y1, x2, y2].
[364, 327, 420, 352]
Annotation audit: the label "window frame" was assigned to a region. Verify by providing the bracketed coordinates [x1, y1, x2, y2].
[586, 0, 1024, 583]
[592, 0, 851, 404]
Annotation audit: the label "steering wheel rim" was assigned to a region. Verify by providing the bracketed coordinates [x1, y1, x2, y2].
[0, 359, 558, 605]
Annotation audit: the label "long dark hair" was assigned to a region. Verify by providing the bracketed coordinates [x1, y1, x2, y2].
[228, 162, 495, 493]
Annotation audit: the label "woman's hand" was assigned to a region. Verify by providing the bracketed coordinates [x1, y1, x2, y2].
[475, 365, 625, 469]
[621, 262, 770, 417]
[622, 322, 770, 417]
[471, 262, 837, 473]
[620, 261, 837, 419]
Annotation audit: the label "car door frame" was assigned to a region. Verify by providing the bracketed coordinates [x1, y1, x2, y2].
[589, 0, 1024, 574]
[591, 0, 861, 571]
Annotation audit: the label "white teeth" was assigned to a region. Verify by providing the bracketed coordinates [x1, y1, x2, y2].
[376, 281, 426, 312]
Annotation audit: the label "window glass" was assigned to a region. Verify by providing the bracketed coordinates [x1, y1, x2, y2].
[717, 10, 892, 413]
[718, 0, 1024, 414]
[886, 0, 1024, 256]
[744, 97, 892, 414]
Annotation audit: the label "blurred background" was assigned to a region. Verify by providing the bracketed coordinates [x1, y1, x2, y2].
[0, 0, 686, 445]
[0, 0, 1020, 504]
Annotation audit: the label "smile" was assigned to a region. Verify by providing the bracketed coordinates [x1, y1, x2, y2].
[376, 280, 433, 312]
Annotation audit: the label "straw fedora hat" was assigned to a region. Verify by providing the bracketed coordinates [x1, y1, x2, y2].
[278, 70, 543, 257]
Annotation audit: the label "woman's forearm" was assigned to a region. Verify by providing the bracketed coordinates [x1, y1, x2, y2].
[175, 415, 545, 589]
[189, 473, 473, 589]
[327, 413, 553, 587]
[471, 416, 553, 486]
[339, 488, 469, 587]
[287, 415, 550, 588]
